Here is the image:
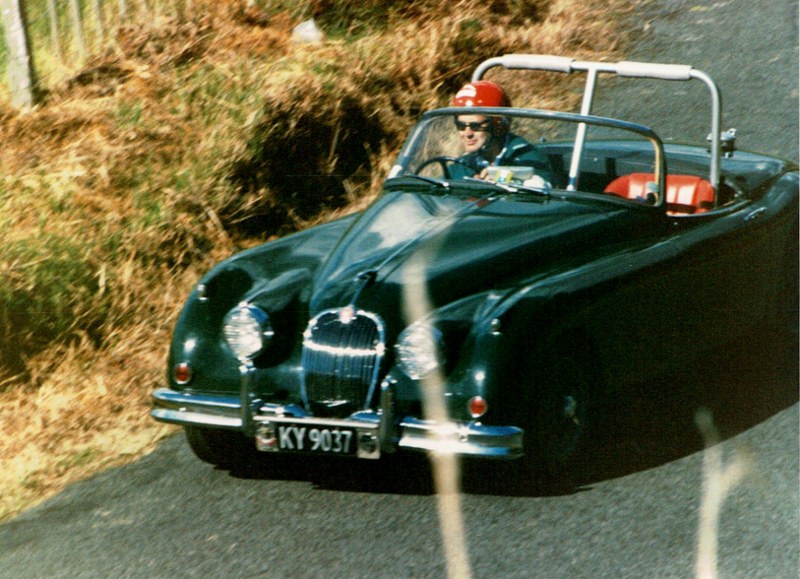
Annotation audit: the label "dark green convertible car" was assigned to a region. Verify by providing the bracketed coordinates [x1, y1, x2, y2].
[151, 55, 798, 473]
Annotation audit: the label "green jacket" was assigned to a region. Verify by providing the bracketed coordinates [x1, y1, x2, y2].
[450, 133, 553, 183]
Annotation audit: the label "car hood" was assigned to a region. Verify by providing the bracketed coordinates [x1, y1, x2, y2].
[308, 189, 646, 324]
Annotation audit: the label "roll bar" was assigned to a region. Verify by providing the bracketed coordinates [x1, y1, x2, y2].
[472, 54, 722, 192]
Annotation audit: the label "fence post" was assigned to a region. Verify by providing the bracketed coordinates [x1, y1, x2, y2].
[46, 0, 62, 60]
[91, 0, 104, 39]
[68, 0, 85, 62]
[0, 0, 39, 108]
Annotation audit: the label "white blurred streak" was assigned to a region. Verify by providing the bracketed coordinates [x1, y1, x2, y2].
[402, 242, 472, 579]
[695, 408, 751, 579]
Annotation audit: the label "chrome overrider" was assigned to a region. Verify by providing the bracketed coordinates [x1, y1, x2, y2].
[151, 366, 524, 460]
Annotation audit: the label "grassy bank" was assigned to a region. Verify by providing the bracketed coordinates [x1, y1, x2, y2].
[0, 0, 634, 520]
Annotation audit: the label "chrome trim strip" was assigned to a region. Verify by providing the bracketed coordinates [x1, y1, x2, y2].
[254, 414, 381, 429]
[398, 417, 523, 459]
[257, 402, 309, 418]
[253, 403, 380, 423]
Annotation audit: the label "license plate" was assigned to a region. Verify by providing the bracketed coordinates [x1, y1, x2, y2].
[276, 423, 356, 455]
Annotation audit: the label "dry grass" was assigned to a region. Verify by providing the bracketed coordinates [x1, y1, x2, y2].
[0, 0, 634, 521]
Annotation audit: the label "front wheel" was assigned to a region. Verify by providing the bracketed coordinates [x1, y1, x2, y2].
[527, 351, 595, 470]
[184, 426, 253, 467]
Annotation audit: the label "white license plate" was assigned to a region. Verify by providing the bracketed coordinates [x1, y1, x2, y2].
[276, 423, 356, 455]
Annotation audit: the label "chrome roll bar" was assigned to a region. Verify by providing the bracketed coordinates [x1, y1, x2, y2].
[472, 54, 722, 192]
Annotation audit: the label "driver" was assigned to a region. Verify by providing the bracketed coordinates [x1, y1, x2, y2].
[448, 81, 552, 183]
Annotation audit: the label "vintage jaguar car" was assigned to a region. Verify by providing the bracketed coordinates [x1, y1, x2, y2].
[151, 55, 798, 472]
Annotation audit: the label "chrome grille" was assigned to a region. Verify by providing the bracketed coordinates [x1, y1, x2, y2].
[301, 308, 385, 414]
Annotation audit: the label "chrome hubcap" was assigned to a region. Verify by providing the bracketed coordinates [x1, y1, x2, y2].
[563, 395, 579, 425]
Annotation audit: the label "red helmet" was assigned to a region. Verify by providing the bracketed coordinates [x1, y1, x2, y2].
[452, 80, 511, 108]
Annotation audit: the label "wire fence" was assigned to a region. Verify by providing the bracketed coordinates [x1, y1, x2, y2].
[0, 0, 199, 106]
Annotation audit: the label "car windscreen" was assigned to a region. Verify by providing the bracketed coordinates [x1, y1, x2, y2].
[389, 109, 663, 199]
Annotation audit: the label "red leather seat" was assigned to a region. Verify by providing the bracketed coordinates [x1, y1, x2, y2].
[604, 173, 715, 214]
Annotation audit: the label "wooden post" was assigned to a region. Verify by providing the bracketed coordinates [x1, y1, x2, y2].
[91, 0, 104, 40]
[0, 0, 39, 108]
[46, 0, 62, 60]
[68, 0, 85, 62]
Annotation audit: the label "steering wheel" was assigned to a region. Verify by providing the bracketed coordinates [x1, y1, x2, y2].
[414, 156, 475, 179]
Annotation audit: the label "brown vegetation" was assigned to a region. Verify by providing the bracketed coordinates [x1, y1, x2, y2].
[0, 0, 633, 520]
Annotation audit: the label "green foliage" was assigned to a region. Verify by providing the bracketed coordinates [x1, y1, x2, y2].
[0, 232, 106, 375]
[0, 0, 623, 380]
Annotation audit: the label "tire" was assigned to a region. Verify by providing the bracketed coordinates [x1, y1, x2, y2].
[184, 425, 253, 468]
[527, 350, 594, 470]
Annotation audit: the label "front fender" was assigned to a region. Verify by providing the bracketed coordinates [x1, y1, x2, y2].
[167, 214, 359, 395]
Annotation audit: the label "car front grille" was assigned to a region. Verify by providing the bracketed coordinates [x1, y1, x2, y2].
[301, 308, 386, 416]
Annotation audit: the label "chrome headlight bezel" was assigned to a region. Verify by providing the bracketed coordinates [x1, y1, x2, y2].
[222, 302, 274, 363]
[395, 321, 444, 380]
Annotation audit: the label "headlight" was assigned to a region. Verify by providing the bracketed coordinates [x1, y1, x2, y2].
[396, 321, 443, 380]
[222, 303, 274, 362]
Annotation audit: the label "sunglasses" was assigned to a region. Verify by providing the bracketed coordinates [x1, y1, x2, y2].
[454, 120, 491, 132]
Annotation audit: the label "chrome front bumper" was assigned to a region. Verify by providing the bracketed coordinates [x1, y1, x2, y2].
[151, 388, 242, 429]
[397, 417, 523, 459]
[151, 384, 523, 460]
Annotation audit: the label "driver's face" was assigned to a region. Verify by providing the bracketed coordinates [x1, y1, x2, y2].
[456, 115, 491, 153]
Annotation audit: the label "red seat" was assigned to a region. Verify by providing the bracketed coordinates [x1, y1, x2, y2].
[604, 173, 715, 214]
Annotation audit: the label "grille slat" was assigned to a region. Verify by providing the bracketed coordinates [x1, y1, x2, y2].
[301, 309, 385, 415]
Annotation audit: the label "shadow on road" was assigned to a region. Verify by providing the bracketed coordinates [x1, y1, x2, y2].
[578, 328, 798, 486]
[227, 328, 797, 498]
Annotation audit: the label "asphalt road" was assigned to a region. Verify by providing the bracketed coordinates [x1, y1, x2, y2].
[1, 1, 797, 577]
[597, 0, 799, 163]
